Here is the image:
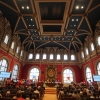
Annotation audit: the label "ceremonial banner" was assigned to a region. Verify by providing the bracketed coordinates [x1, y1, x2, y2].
[45, 65, 57, 81]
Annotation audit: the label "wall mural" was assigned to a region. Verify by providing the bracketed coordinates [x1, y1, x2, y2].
[45, 65, 57, 82]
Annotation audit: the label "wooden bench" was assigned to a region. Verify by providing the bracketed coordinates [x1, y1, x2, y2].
[61, 97, 76, 100]
[0, 98, 17, 100]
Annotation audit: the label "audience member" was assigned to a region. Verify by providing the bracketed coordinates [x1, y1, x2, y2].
[0, 94, 2, 98]
[5, 91, 11, 98]
[17, 91, 25, 100]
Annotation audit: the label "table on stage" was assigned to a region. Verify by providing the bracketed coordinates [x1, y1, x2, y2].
[45, 82, 56, 87]
[44, 82, 63, 87]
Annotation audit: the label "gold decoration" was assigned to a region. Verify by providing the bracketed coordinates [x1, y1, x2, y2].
[45, 65, 57, 81]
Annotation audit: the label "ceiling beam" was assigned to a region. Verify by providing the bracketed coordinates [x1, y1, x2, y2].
[73, 42, 80, 50]
[72, 42, 76, 51]
[85, 0, 93, 12]
[85, 17, 93, 34]
[0, 1, 17, 13]
[88, 4, 100, 13]
[13, 17, 20, 33]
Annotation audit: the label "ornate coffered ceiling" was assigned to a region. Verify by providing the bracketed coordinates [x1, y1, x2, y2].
[0, 0, 100, 51]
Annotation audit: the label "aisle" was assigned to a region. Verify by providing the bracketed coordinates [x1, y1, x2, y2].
[43, 94, 57, 100]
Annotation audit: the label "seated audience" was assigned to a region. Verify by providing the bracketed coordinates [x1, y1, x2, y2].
[72, 91, 81, 100]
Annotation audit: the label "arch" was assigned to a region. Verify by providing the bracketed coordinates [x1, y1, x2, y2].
[71, 54, 75, 60]
[50, 53, 54, 60]
[81, 51, 84, 58]
[42, 53, 47, 60]
[11, 41, 15, 49]
[28, 66, 41, 81]
[4, 34, 9, 44]
[0, 58, 9, 80]
[64, 54, 68, 60]
[35, 53, 40, 60]
[11, 64, 19, 81]
[57, 54, 61, 60]
[93, 59, 100, 75]
[28, 53, 33, 60]
[94, 35, 100, 51]
[96, 62, 100, 75]
[85, 67, 93, 82]
[90, 42, 94, 51]
[97, 36, 100, 46]
[62, 67, 75, 83]
[85, 47, 89, 55]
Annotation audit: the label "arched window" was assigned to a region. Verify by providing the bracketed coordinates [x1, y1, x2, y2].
[97, 62, 100, 75]
[4, 35, 9, 44]
[11, 65, 18, 80]
[16, 46, 19, 54]
[57, 54, 60, 60]
[43, 54, 46, 59]
[28, 53, 33, 60]
[64, 54, 68, 60]
[91, 43, 94, 51]
[0, 59, 8, 80]
[50, 54, 53, 60]
[11, 41, 15, 49]
[81, 51, 84, 58]
[63, 69, 74, 83]
[86, 48, 89, 55]
[97, 36, 100, 46]
[71, 54, 75, 60]
[29, 68, 39, 81]
[86, 67, 93, 82]
[36, 53, 40, 59]
[20, 50, 23, 57]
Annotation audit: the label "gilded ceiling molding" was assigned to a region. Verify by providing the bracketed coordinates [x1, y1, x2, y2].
[53, 41, 68, 51]
[35, 41, 51, 52]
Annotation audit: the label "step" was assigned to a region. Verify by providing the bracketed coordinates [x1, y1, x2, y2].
[45, 88, 56, 94]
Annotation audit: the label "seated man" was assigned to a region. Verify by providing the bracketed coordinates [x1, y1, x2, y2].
[0, 94, 2, 98]
[5, 91, 11, 98]
[17, 91, 25, 100]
